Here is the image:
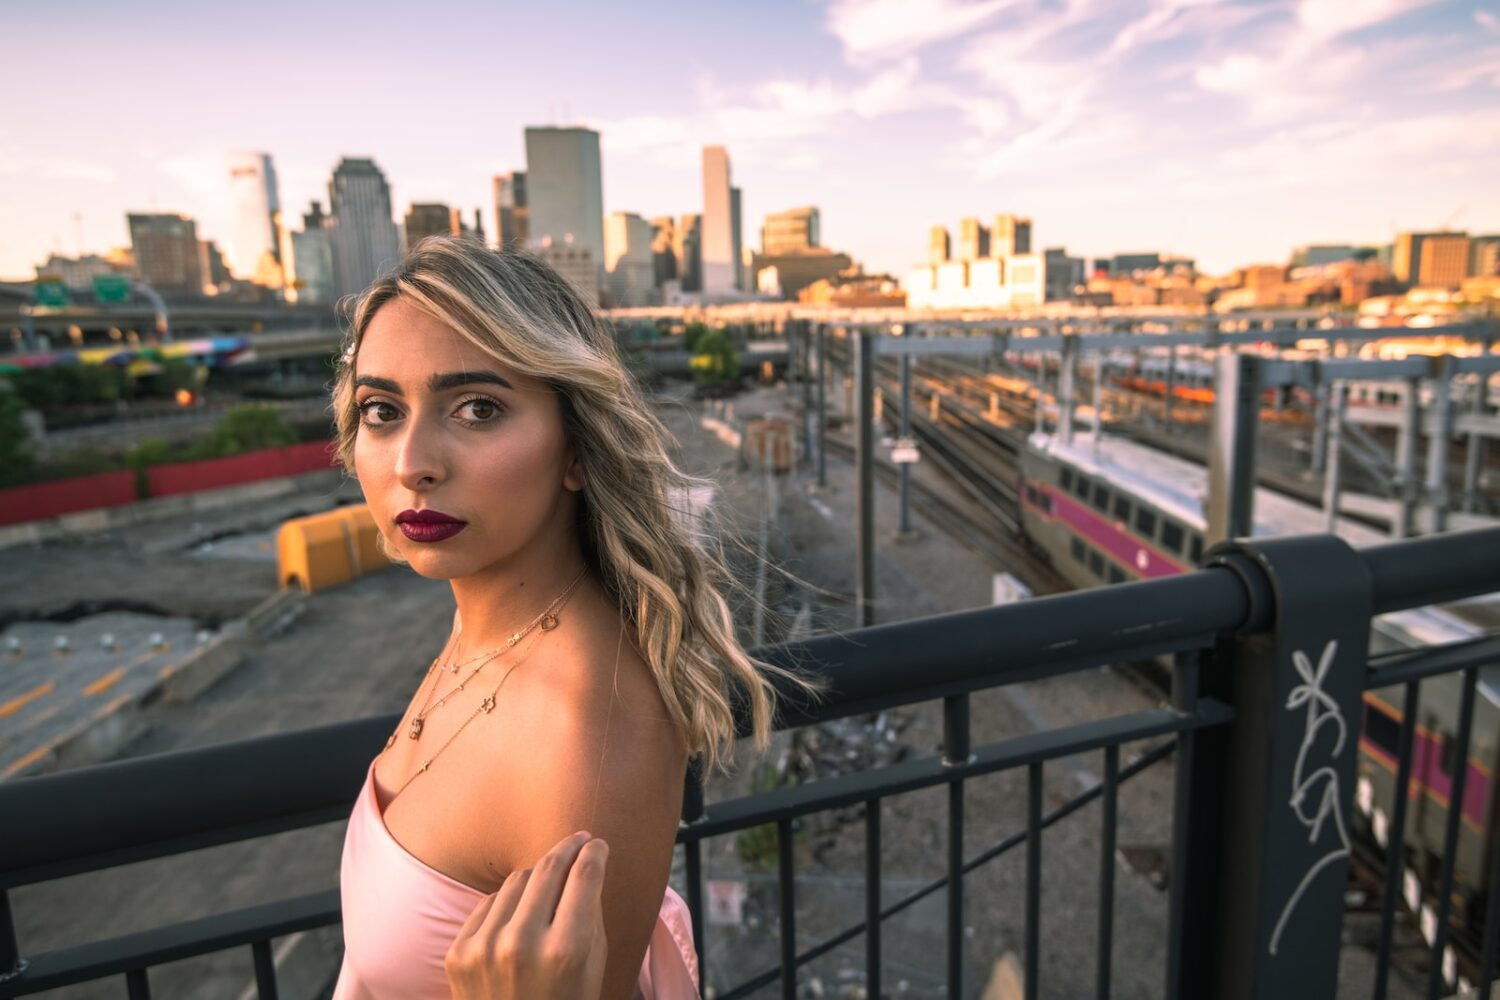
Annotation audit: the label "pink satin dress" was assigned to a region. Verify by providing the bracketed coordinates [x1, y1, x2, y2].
[333, 760, 700, 999]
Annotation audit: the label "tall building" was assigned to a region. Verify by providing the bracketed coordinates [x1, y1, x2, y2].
[1472, 235, 1500, 278]
[748, 248, 852, 301]
[1043, 248, 1085, 302]
[958, 218, 990, 261]
[198, 240, 229, 291]
[534, 245, 599, 306]
[1417, 234, 1470, 288]
[405, 203, 454, 251]
[1392, 232, 1430, 284]
[282, 202, 336, 304]
[328, 157, 400, 298]
[651, 216, 678, 285]
[730, 186, 744, 290]
[675, 214, 702, 292]
[225, 151, 281, 281]
[493, 172, 528, 249]
[701, 146, 738, 295]
[127, 213, 203, 298]
[929, 226, 952, 264]
[604, 212, 656, 307]
[992, 214, 1031, 256]
[762, 206, 819, 256]
[524, 127, 604, 300]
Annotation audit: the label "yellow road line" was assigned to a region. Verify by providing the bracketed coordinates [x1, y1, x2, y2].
[3, 744, 53, 777]
[82, 667, 128, 696]
[0, 682, 55, 720]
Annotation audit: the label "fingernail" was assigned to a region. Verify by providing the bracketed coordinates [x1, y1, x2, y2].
[575, 830, 591, 840]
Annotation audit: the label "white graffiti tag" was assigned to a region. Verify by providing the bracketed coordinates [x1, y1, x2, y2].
[1269, 639, 1351, 957]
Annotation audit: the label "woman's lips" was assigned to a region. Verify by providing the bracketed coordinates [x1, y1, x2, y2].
[397, 521, 467, 543]
[395, 508, 466, 543]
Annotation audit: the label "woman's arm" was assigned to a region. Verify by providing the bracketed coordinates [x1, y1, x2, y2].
[445, 832, 610, 1000]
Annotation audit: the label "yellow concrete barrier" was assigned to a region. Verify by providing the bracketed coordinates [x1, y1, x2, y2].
[277, 505, 390, 592]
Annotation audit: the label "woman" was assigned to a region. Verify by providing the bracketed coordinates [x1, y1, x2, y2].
[328, 238, 815, 999]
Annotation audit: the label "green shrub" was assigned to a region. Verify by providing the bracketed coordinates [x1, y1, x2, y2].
[689, 330, 741, 386]
[207, 405, 297, 457]
[0, 388, 37, 487]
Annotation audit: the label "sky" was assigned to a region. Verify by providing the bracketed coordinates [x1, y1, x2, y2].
[2, 0, 1499, 281]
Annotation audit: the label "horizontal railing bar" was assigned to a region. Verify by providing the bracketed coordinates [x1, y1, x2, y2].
[1, 717, 395, 888]
[1362, 527, 1500, 615]
[681, 703, 1228, 840]
[0, 890, 339, 996]
[1364, 634, 1500, 690]
[716, 740, 1177, 1000]
[759, 570, 1253, 734]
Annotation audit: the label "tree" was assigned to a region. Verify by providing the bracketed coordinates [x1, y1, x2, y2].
[0, 385, 37, 487]
[689, 330, 740, 387]
[206, 405, 297, 456]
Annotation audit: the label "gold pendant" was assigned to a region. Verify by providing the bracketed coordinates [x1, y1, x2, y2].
[480, 696, 496, 713]
[539, 613, 559, 631]
[409, 717, 424, 740]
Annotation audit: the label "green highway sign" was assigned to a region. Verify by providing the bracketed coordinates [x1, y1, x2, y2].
[93, 274, 132, 304]
[34, 281, 69, 308]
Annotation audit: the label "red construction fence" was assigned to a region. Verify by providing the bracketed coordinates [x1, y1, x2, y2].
[0, 441, 341, 528]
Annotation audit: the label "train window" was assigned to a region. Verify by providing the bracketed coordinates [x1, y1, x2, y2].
[1088, 549, 1105, 578]
[1113, 496, 1132, 523]
[1161, 520, 1185, 554]
[1074, 474, 1091, 500]
[1190, 535, 1203, 564]
[1092, 483, 1111, 513]
[1135, 507, 1157, 538]
[1362, 702, 1401, 755]
[1071, 537, 1086, 563]
[1108, 565, 1126, 584]
[1060, 467, 1074, 491]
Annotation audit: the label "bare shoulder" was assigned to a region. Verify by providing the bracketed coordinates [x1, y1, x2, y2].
[480, 594, 688, 871]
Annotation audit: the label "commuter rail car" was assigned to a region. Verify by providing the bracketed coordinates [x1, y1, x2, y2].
[1017, 430, 1500, 943]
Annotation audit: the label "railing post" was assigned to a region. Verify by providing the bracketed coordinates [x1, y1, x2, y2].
[1185, 534, 1373, 1000]
[0, 889, 26, 986]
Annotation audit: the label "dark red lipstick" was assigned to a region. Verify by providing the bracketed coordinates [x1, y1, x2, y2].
[395, 508, 467, 543]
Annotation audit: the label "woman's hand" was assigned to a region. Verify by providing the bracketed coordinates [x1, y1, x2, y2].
[445, 831, 611, 1000]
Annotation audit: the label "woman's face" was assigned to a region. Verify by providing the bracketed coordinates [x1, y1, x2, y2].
[352, 296, 584, 580]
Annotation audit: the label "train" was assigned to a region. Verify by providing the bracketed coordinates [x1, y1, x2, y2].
[1016, 428, 1500, 969]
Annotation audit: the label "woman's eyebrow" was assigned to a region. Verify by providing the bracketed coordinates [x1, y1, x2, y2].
[353, 371, 516, 394]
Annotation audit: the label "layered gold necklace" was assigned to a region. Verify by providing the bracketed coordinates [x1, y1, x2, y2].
[389, 567, 587, 746]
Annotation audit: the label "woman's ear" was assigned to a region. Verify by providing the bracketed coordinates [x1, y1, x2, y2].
[563, 448, 586, 492]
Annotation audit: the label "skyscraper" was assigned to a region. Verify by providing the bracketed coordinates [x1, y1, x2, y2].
[524, 128, 604, 300]
[675, 214, 702, 292]
[225, 151, 281, 281]
[992, 214, 1032, 257]
[958, 218, 990, 261]
[405, 203, 454, 251]
[701, 147, 738, 295]
[1417, 234, 1470, 288]
[328, 157, 400, 298]
[605, 212, 656, 308]
[651, 216, 678, 285]
[127, 213, 203, 298]
[929, 226, 952, 264]
[493, 172, 528, 249]
[282, 202, 335, 304]
[762, 207, 820, 255]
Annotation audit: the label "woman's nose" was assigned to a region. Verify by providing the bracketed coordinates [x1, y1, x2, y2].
[393, 413, 447, 490]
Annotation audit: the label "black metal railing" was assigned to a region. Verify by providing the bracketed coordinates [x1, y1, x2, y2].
[2, 527, 1498, 1000]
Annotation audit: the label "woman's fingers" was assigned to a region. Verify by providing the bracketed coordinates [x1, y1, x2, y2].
[550, 838, 609, 939]
[511, 830, 591, 928]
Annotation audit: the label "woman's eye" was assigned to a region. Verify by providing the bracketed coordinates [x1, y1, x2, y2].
[358, 400, 398, 424]
[458, 397, 502, 422]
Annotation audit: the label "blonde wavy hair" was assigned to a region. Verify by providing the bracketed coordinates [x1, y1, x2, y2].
[329, 236, 820, 775]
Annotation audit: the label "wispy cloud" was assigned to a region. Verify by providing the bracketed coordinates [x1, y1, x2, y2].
[0, 154, 115, 184]
[826, 0, 1015, 61]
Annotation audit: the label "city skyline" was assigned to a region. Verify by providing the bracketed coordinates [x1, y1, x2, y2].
[2, 0, 1498, 281]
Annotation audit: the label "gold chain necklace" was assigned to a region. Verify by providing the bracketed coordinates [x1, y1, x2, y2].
[379, 627, 545, 800]
[397, 567, 587, 743]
